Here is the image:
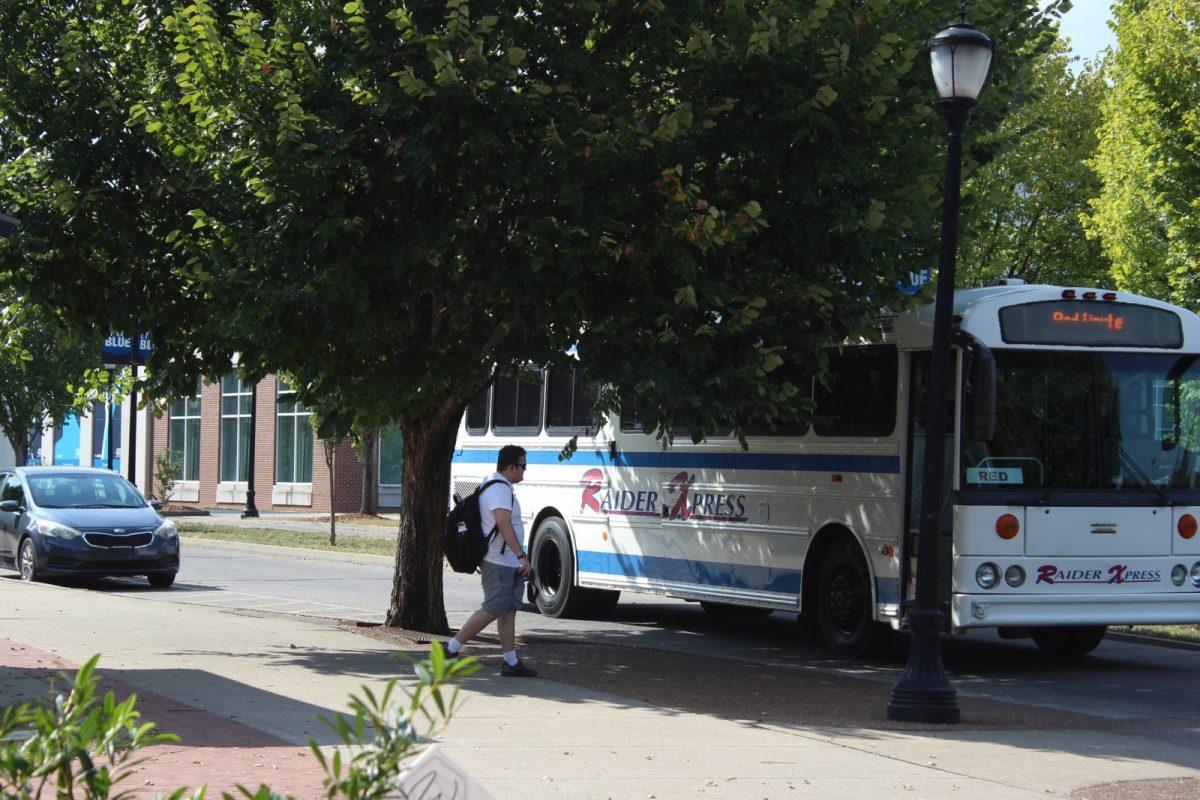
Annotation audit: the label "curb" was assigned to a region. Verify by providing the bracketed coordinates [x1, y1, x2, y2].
[179, 536, 395, 566]
[1105, 630, 1200, 653]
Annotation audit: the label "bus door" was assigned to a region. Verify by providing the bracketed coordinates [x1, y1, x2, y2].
[591, 418, 664, 582]
[901, 351, 957, 618]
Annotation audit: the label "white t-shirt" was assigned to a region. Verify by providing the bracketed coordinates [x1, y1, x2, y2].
[479, 472, 523, 568]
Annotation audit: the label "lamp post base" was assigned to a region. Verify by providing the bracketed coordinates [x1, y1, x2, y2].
[241, 489, 259, 519]
[887, 608, 960, 723]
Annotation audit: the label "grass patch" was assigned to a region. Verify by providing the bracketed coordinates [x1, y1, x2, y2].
[297, 514, 398, 528]
[1112, 624, 1200, 644]
[177, 523, 396, 557]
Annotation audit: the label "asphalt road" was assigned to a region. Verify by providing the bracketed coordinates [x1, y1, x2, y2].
[17, 539, 1200, 727]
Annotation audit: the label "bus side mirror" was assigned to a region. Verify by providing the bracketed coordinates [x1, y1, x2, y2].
[965, 348, 996, 443]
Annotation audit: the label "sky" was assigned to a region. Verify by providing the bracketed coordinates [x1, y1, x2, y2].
[1056, 0, 1117, 61]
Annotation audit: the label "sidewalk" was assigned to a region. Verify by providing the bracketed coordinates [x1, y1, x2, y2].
[1, 578, 1198, 799]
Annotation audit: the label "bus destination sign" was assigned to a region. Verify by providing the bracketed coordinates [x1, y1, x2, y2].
[1000, 300, 1183, 348]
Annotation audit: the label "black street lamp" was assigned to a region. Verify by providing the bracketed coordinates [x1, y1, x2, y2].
[887, 15, 993, 725]
[241, 380, 260, 518]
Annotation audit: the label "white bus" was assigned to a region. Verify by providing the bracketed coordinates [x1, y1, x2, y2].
[450, 283, 1200, 657]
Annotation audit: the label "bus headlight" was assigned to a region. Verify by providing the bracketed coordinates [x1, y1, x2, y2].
[1191, 562, 1200, 588]
[1172, 564, 1188, 586]
[975, 563, 1000, 590]
[1004, 565, 1026, 587]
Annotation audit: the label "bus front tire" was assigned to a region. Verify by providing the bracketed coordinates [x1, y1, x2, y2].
[1030, 625, 1107, 657]
[816, 537, 885, 658]
[531, 516, 590, 619]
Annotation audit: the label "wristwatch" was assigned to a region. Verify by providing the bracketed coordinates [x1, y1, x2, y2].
[516, 553, 529, 561]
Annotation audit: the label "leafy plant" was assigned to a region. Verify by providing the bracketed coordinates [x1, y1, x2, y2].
[0, 646, 478, 800]
[154, 450, 183, 503]
[311, 645, 480, 800]
[0, 655, 180, 800]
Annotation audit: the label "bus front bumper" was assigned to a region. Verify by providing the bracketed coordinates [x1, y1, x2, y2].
[952, 592, 1200, 630]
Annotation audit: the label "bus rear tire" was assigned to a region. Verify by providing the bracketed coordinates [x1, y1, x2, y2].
[531, 516, 591, 619]
[1030, 625, 1107, 657]
[816, 537, 885, 658]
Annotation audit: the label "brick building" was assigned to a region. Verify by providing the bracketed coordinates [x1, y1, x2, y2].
[34, 372, 404, 514]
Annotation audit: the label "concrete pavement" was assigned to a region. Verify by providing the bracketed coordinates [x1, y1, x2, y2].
[2, 577, 1199, 799]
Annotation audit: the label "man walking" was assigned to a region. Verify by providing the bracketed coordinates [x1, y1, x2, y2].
[445, 444, 537, 677]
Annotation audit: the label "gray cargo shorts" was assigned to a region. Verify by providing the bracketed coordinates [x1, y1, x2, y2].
[480, 560, 523, 616]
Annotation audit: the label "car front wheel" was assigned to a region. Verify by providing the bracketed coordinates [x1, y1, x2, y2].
[148, 572, 176, 589]
[17, 538, 39, 582]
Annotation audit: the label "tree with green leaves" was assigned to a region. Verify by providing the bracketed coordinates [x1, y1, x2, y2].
[0, 307, 100, 465]
[958, 45, 1110, 287]
[1085, 0, 1200, 303]
[0, 1, 1063, 632]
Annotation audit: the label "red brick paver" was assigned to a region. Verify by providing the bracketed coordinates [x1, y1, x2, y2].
[0, 638, 329, 798]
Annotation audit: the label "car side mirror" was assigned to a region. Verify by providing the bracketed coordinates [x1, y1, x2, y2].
[0, 499, 20, 513]
[150, 499, 164, 511]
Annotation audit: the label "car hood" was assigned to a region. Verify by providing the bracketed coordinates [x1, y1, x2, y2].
[37, 506, 162, 531]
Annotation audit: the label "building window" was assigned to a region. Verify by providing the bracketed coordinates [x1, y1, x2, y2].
[219, 374, 251, 482]
[90, 400, 123, 471]
[168, 380, 202, 481]
[276, 380, 313, 483]
[379, 424, 403, 486]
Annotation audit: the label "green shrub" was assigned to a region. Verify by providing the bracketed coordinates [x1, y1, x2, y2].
[0, 645, 478, 799]
[153, 450, 182, 503]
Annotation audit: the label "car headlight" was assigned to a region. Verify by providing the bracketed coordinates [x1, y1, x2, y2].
[34, 519, 80, 540]
[154, 520, 178, 540]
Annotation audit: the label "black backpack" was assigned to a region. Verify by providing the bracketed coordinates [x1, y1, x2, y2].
[442, 479, 512, 573]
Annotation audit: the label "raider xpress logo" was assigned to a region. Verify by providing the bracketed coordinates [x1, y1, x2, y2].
[1035, 564, 1161, 585]
[579, 469, 748, 522]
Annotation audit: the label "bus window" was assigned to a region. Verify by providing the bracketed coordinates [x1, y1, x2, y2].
[744, 375, 812, 437]
[813, 345, 897, 437]
[546, 369, 597, 433]
[465, 387, 489, 435]
[492, 370, 543, 433]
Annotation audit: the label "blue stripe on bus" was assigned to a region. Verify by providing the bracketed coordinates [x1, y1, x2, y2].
[453, 448, 900, 474]
[576, 550, 902, 605]
[577, 550, 802, 594]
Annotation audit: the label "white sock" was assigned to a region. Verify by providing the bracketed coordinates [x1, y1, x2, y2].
[446, 637, 462, 656]
[502, 649, 518, 666]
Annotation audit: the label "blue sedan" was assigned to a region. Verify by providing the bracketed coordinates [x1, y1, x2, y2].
[0, 466, 180, 587]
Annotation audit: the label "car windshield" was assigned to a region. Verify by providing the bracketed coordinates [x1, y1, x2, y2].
[962, 351, 1200, 492]
[27, 473, 148, 509]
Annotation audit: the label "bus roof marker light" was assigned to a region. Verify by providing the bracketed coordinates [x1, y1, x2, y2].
[1178, 514, 1196, 540]
[1062, 289, 1076, 299]
[1103, 292, 1118, 301]
[1083, 291, 1097, 300]
[996, 514, 1020, 540]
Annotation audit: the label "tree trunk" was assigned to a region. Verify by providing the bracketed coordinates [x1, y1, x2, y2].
[386, 413, 458, 632]
[15, 431, 29, 468]
[324, 438, 336, 546]
[359, 426, 378, 514]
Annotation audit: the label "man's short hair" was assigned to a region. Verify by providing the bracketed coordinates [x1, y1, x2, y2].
[497, 444, 527, 471]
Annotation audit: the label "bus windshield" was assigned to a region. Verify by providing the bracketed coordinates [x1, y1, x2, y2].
[961, 351, 1200, 493]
